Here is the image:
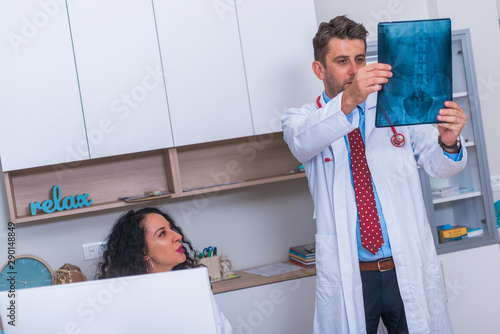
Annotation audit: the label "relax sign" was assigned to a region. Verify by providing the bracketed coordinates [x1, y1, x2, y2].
[29, 185, 93, 216]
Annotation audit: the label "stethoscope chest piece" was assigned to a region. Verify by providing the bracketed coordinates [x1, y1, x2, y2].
[316, 95, 405, 148]
[391, 132, 405, 147]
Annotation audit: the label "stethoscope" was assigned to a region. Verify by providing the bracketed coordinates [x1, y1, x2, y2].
[316, 96, 405, 147]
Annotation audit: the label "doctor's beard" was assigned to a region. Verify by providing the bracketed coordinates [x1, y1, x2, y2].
[324, 73, 355, 99]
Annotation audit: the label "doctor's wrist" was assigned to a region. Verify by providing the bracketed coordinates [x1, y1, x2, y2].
[438, 135, 461, 154]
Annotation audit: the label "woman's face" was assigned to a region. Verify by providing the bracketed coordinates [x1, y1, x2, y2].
[143, 213, 186, 272]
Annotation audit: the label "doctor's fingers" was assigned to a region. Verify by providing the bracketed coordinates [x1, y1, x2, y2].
[437, 120, 464, 145]
[437, 121, 463, 133]
[437, 114, 466, 139]
[437, 107, 467, 129]
[358, 64, 392, 81]
[355, 72, 391, 93]
[364, 62, 392, 73]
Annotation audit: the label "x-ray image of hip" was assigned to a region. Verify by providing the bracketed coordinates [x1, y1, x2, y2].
[376, 19, 452, 127]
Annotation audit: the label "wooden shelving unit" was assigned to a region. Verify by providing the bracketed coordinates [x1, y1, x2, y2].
[212, 262, 316, 294]
[4, 132, 305, 223]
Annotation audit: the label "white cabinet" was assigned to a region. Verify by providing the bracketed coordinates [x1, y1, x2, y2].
[0, 1, 320, 170]
[0, 0, 88, 171]
[438, 245, 500, 334]
[153, 0, 253, 147]
[215, 276, 315, 334]
[236, 0, 322, 134]
[67, 0, 174, 159]
[419, 31, 499, 253]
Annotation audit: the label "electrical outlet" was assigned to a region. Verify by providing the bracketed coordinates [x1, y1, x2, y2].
[82, 242, 105, 261]
[491, 175, 500, 192]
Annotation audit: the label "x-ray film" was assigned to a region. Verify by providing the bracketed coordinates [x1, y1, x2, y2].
[375, 19, 452, 127]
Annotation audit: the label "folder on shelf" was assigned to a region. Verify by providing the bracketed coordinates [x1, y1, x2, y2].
[438, 225, 467, 243]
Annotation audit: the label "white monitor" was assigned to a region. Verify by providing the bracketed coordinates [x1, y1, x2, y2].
[0, 267, 218, 334]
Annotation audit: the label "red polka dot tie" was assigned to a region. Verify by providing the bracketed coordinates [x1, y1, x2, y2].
[348, 128, 383, 255]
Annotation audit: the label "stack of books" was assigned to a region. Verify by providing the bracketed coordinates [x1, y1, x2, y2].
[289, 243, 316, 268]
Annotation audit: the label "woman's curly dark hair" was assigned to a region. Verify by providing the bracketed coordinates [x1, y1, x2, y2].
[96, 207, 199, 279]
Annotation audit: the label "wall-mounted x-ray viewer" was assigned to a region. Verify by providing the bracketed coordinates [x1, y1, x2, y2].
[375, 18, 452, 127]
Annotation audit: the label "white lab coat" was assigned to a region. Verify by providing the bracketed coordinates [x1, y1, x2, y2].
[211, 292, 233, 333]
[282, 92, 466, 334]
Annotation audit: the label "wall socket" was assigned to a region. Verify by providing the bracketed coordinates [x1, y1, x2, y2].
[491, 175, 500, 192]
[82, 242, 105, 261]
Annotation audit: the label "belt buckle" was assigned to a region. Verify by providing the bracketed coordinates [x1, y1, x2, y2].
[377, 258, 392, 272]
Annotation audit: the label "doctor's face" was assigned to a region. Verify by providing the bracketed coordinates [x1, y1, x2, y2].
[313, 37, 366, 99]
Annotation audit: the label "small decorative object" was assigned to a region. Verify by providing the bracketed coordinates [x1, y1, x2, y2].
[0, 255, 54, 290]
[219, 253, 233, 277]
[54, 263, 87, 284]
[29, 185, 92, 216]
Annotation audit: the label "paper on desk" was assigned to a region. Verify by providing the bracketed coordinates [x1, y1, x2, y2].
[244, 263, 302, 277]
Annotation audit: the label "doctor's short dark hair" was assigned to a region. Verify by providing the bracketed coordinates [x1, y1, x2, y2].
[95, 207, 199, 279]
[313, 15, 368, 66]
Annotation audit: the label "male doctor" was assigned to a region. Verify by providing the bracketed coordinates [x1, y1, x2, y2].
[282, 16, 466, 334]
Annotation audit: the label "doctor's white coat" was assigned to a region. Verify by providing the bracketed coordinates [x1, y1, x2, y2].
[282, 92, 466, 334]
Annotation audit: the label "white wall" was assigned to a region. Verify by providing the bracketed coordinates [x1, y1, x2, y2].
[314, 0, 432, 42]
[434, 0, 500, 176]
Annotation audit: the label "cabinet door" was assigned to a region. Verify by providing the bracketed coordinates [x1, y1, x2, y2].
[420, 31, 499, 253]
[153, 0, 253, 147]
[214, 276, 315, 334]
[438, 245, 500, 333]
[67, 0, 174, 159]
[0, 1, 88, 171]
[236, 0, 322, 134]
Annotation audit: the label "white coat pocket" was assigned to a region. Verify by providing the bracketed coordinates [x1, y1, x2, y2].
[315, 234, 341, 289]
[314, 234, 347, 332]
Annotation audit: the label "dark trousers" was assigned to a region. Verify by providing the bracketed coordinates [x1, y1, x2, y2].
[360, 268, 409, 334]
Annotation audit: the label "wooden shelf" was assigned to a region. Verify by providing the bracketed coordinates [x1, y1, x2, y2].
[212, 262, 316, 294]
[4, 132, 303, 223]
[5, 150, 171, 223]
[175, 133, 302, 192]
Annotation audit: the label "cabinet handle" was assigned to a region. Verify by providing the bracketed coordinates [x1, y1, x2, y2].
[440, 261, 448, 302]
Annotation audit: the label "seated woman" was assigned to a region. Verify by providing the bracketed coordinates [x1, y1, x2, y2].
[96, 207, 232, 333]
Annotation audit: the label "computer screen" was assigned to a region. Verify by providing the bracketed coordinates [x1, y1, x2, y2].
[0, 267, 218, 334]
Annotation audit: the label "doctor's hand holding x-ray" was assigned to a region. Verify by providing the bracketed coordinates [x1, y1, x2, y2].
[437, 100, 467, 153]
[340, 62, 466, 153]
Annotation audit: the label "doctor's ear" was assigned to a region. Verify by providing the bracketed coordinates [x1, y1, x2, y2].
[312, 60, 325, 80]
